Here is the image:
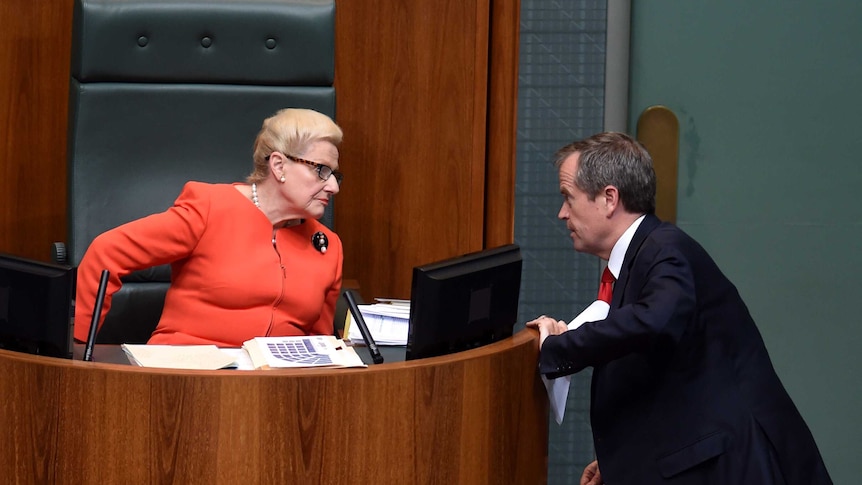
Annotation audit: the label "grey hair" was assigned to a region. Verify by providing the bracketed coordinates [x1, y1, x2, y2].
[554, 132, 656, 214]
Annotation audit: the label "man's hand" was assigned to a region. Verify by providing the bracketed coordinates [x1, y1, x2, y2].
[525, 315, 568, 349]
[580, 460, 602, 485]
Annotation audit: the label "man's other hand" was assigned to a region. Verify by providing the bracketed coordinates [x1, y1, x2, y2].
[580, 460, 602, 485]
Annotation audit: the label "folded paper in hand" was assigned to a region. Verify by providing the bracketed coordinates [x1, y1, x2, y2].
[543, 299, 610, 425]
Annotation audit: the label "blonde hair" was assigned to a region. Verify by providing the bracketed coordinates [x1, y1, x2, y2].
[246, 108, 343, 183]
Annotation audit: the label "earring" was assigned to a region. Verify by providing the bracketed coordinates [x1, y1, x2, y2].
[280, 175, 286, 183]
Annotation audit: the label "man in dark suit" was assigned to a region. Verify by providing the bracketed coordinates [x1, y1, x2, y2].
[527, 132, 831, 484]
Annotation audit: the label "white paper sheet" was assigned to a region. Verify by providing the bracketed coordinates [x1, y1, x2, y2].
[543, 300, 610, 425]
[346, 303, 410, 346]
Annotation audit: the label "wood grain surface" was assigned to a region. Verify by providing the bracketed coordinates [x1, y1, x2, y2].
[0, 0, 72, 260]
[0, 330, 548, 484]
[334, 0, 519, 299]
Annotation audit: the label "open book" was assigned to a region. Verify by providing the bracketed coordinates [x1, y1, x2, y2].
[242, 335, 366, 369]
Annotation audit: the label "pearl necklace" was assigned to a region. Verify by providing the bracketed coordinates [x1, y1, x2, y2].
[251, 183, 260, 208]
[251, 183, 276, 245]
[252, 183, 302, 245]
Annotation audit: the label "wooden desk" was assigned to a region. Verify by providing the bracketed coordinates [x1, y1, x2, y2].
[0, 330, 549, 484]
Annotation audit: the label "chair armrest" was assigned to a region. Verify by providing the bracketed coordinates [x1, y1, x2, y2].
[51, 242, 68, 265]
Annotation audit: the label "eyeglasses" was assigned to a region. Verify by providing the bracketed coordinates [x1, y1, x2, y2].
[286, 154, 344, 185]
[265, 152, 344, 185]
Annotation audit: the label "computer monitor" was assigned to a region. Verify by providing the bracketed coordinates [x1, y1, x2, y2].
[0, 253, 75, 359]
[406, 244, 522, 360]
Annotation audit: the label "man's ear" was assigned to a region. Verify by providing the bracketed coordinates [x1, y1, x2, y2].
[603, 185, 620, 215]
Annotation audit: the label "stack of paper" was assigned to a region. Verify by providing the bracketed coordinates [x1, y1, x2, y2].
[242, 335, 366, 369]
[121, 336, 365, 370]
[346, 300, 410, 346]
[121, 344, 238, 370]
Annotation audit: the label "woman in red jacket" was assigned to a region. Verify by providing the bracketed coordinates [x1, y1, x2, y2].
[74, 108, 344, 346]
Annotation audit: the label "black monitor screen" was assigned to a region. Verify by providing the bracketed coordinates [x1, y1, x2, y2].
[0, 253, 75, 359]
[406, 244, 522, 360]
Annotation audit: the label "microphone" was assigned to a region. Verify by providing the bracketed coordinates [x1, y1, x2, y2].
[83, 269, 110, 361]
[312, 231, 328, 253]
[342, 289, 384, 364]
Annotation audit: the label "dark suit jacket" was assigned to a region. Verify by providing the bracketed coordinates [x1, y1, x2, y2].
[540, 214, 831, 484]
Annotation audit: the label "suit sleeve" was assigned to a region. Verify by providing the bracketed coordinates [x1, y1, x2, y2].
[539, 244, 697, 377]
[73, 182, 210, 342]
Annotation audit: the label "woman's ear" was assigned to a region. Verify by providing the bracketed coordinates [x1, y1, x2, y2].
[268, 151, 285, 177]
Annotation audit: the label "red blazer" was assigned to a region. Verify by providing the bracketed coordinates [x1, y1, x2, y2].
[74, 182, 343, 346]
[540, 214, 831, 484]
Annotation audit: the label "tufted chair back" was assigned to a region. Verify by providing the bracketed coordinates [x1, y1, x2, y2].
[62, 0, 336, 343]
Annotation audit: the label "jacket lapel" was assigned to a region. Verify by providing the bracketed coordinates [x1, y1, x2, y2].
[611, 214, 662, 308]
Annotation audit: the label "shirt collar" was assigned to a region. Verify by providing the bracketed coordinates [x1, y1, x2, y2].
[606, 215, 646, 278]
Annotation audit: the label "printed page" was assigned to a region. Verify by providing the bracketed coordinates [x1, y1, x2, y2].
[242, 336, 366, 369]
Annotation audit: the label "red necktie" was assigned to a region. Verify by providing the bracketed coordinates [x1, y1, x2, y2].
[598, 266, 615, 304]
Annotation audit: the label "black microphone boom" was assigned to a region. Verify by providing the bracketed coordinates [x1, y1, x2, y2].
[342, 289, 384, 364]
[83, 269, 110, 361]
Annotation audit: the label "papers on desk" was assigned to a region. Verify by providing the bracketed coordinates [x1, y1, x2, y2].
[122, 344, 238, 370]
[543, 299, 610, 425]
[345, 302, 410, 346]
[243, 336, 365, 369]
[121, 336, 365, 371]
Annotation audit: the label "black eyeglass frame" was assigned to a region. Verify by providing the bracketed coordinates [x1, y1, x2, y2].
[266, 153, 344, 185]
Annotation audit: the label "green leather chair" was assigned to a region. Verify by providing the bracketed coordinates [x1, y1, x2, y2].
[58, 0, 336, 344]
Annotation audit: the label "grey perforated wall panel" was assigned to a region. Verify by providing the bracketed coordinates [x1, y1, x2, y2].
[514, 1, 609, 482]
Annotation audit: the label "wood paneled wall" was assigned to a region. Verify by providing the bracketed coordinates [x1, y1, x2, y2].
[334, 0, 519, 299]
[0, 0, 72, 260]
[0, 0, 520, 301]
[484, 0, 521, 249]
